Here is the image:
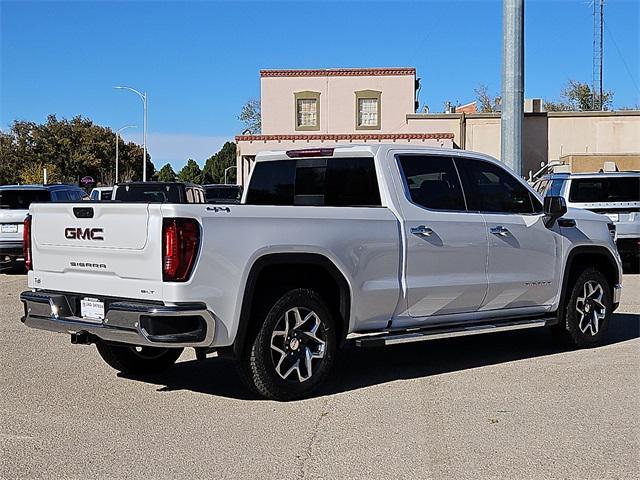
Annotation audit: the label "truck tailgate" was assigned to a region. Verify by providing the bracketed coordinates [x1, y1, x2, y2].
[28, 203, 164, 300]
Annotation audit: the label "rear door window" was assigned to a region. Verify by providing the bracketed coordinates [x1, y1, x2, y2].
[569, 177, 640, 203]
[0, 190, 51, 209]
[397, 155, 466, 211]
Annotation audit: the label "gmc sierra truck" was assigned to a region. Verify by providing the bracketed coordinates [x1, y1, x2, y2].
[20, 145, 623, 400]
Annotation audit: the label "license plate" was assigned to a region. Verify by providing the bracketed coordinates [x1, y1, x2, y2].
[606, 213, 619, 222]
[80, 298, 105, 323]
[1, 224, 18, 233]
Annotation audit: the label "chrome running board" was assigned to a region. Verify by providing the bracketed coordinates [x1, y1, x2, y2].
[353, 317, 552, 348]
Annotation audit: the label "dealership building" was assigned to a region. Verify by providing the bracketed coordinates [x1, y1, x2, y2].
[235, 67, 640, 185]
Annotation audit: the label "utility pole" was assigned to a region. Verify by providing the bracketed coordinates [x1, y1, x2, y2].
[501, 0, 524, 176]
[591, 0, 605, 110]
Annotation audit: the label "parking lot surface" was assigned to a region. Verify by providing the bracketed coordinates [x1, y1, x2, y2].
[1, 273, 639, 479]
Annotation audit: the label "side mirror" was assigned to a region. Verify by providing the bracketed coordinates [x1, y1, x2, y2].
[543, 196, 567, 227]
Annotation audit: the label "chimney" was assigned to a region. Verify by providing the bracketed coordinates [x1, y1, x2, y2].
[524, 98, 542, 113]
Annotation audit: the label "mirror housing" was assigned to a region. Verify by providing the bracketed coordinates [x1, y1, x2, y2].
[543, 196, 567, 227]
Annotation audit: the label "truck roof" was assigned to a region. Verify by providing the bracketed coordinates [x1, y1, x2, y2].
[254, 144, 497, 163]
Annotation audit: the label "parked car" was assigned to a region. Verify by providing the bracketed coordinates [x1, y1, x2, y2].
[0, 184, 87, 271]
[533, 172, 639, 269]
[203, 184, 242, 204]
[112, 182, 205, 203]
[90, 187, 113, 201]
[20, 145, 622, 400]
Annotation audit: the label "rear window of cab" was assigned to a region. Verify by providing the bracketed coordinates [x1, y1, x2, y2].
[569, 177, 640, 203]
[245, 157, 381, 207]
[0, 190, 51, 209]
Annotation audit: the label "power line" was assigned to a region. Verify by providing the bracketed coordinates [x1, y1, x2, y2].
[603, 20, 640, 98]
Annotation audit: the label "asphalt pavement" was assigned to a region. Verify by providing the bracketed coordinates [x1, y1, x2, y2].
[1, 273, 638, 479]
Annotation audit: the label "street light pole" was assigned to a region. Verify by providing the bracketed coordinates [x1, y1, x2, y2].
[501, 0, 524, 176]
[114, 86, 148, 181]
[224, 166, 237, 185]
[115, 125, 136, 184]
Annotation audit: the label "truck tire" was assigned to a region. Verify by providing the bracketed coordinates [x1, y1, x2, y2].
[238, 288, 337, 401]
[552, 267, 612, 348]
[96, 342, 183, 375]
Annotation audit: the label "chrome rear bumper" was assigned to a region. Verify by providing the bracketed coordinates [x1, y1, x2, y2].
[20, 290, 215, 348]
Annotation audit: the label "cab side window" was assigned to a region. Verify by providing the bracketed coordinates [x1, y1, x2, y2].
[456, 158, 536, 214]
[397, 155, 466, 211]
[69, 190, 84, 201]
[53, 191, 71, 202]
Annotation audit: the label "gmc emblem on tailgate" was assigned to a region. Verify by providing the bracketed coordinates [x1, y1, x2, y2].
[65, 227, 104, 241]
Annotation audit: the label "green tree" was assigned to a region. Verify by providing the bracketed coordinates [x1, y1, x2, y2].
[202, 141, 237, 184]
[0, 131, 20, 184]
[19, 162, 61, 184]
[0, 115, 154, 186]
[177, 159, 203, 183]
[239, 99, 261, 134]
[544, 79, 614, 111]
[157, 163, 177, 182]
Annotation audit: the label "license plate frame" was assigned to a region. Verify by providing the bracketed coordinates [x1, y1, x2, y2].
[1, 224, 18, 233]
[80, 298, 105, 323]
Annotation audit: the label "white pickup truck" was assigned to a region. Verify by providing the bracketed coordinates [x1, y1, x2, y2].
[20, 145, 623, 400]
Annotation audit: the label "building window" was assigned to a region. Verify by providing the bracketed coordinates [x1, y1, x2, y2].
[297, 99, 317, 127]
[355, 90, 381, 130]
[294, 91, 320, 131]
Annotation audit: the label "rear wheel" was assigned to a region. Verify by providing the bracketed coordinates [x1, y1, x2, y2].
[96, 342, 183, 375]
[238, 288, 337, 401]
[552, 268, 612, 348]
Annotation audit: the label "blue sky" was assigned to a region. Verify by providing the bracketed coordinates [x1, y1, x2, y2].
[1, 0, 638, 170]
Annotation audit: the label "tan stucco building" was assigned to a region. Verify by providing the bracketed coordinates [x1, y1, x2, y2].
[235, 67, 640, 184]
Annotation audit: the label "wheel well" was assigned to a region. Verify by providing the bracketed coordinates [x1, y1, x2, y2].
[232, 254, 351, 357]
[560, 248, 619, 311]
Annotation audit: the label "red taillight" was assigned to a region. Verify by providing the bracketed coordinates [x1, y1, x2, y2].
[285, 148, 334, 158]
[23, 214, 32, 271]
[162, 218, 200, 282]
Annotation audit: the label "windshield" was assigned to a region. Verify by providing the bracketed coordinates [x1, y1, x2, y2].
[0, 189, 51, 209]
[569, 177, 640, 203]
[114, 184, 182, 202]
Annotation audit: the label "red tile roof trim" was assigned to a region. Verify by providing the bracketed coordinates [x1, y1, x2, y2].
[260, 68, 416, 78]
[235, 133, 454, 142]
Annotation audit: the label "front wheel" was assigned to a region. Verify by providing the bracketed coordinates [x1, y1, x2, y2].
[96, 342, 183, 375]
[239, 288, 337, 401]
[552, 268, 612, 348]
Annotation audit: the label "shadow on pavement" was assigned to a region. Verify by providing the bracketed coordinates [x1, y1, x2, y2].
[0, 265, 27, 275]
[120, 312, 639, 401]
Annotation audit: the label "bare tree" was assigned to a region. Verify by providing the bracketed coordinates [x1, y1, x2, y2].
[239, 99, 261, 134]
[474, 84, 501, 113]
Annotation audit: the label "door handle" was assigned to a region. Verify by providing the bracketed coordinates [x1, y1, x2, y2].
[490, 225, 510, 236]
[411, 225, 434, 237]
